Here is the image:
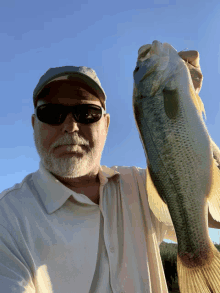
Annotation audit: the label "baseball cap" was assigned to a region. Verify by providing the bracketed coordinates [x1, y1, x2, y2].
[33, 66, 107, 110]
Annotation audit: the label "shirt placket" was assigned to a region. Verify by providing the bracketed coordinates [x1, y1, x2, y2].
[101, 178, 125, 293]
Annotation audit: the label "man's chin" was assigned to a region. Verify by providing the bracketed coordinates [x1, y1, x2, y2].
[41, 156, 92, 178]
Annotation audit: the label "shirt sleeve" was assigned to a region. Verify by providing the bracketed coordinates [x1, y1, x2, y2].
[0, 224, 35, 293]
[134, 167, 177, 245]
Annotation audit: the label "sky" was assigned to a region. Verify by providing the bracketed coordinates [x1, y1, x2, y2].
[1, 0, 220, 244]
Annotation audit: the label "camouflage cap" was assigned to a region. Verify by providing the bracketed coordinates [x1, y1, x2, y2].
[33, 66, 107, 110]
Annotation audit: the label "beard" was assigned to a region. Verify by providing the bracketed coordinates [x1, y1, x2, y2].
[33, 131, 98, 179]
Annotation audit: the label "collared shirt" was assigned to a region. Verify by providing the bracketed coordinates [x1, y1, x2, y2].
[0, 162, 176, 293]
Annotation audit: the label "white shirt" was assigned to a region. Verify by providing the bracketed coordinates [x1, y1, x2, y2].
[0, 162, 176, 293]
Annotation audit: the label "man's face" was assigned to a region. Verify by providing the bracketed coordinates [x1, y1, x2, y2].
[31, 81, 110, 179]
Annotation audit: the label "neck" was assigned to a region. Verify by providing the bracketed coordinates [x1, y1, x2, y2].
[54, 172, 101, 205]
[52, 170, 100, 189]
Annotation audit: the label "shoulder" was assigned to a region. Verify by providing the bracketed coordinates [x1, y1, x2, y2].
[0, 173, 35, 231]
[0, 173, 33, 201]
[109, 165, 146, 178]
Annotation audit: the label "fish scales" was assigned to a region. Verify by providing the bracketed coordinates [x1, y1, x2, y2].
[134, 74, 211, 250]
[133, 40, 220, 293]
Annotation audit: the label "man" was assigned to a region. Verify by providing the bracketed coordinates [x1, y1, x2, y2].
[0, 51, 219, 293]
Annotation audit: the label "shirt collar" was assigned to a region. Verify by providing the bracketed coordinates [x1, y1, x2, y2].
[32, 161, 120, 214]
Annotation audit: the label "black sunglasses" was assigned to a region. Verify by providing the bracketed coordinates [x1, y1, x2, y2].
[35, 103, 106, 125]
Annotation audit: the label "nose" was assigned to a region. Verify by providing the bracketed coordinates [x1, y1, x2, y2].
[61, 112, 80, 133]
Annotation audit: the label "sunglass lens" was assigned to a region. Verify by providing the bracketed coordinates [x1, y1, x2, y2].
[37, 104, 103, 125]
[37, 104, 64, 125]
[75, 105, 102, 124]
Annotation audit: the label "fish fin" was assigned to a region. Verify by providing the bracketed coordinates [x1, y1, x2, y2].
[147, 166, 177, 242]
[146, 166, 174, 226]
[177, 241, 220, 293]
[189, 84, 207, 120]
[210, 136, 220, 169]
[208, 208, 220, 229]
[206, 157, 220, 224]
[163, 226, 177, 243]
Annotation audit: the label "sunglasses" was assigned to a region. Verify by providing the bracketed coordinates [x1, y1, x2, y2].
[35, 103, 106, 125]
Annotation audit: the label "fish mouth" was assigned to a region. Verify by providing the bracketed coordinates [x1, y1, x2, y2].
[133, 58, 160, 85]
[138, 44, 152, 61]
[137, 41, 164, 62]
[133, 41, 164, 83]
[133, 40, 180, 91]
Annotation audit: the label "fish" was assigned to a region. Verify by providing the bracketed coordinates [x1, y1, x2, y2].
[132, 40, 220, 293]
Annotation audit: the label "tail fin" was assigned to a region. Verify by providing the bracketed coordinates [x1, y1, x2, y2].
[177, 241, 220, 293]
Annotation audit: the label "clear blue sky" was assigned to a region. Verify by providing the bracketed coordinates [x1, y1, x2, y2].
[1, 0, 220, 244]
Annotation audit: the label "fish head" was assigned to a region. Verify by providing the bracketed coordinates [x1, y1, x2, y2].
[133, 40, 187, 103]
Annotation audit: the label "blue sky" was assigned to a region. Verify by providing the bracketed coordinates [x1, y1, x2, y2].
[1, 0, 220, 244]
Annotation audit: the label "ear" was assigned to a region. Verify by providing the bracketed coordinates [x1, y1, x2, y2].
[105, 113, 110, 132]
[31, 114, 36, 129]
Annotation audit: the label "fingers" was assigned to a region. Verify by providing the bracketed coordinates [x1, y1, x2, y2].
[188, 65, 203, 94]
[178, 49, 203, 94]
[178, 50, 200, 67]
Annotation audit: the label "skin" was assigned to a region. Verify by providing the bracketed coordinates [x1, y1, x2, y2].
[178, 50, 203, 94]
[32, 81, 110, 205]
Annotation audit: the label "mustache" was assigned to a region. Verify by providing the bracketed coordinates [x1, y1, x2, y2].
[50, 134, 90, 150]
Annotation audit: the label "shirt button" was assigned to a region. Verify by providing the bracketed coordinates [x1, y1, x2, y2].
[109, 246, 114, 253]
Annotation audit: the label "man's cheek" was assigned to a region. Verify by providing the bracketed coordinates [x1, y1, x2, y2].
[40, 129, 55, 150]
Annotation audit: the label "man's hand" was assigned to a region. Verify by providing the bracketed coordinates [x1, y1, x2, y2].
[178, 50, 203, 94]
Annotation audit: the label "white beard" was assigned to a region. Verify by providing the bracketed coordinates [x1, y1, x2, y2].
[34, 132, 97, 179]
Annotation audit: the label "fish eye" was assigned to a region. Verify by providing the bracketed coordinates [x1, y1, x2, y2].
[134, 66, 139, 73]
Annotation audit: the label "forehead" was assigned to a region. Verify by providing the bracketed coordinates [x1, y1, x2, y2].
[36, 80, 102, 107]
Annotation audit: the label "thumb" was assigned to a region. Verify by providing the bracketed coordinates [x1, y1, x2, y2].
[178, 50, 200, 68]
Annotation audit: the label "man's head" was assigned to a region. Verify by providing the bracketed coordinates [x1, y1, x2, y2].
[31, 67, 110, 180]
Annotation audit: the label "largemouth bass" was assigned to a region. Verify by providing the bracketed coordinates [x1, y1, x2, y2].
[133, 40, 220, 293]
